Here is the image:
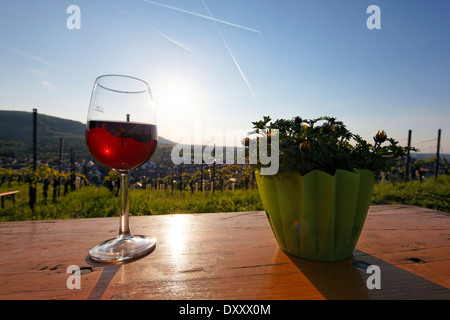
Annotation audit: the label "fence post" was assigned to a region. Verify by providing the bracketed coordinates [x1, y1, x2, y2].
[434, 129, 441, 180]
[171, 162, 174, 192]
[70, 148, 75, 191]
[33, 109, 37, 171]
[179, 163, 183, 192]
[404, 130, 412, 183]
[212, 147, 216, 193]
[201, 157, 204, 193]
[58, 137, 63, 196]
[29, 108, 38, 212]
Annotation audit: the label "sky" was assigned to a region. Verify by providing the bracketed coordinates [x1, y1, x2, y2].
[0, 0, 449, 154]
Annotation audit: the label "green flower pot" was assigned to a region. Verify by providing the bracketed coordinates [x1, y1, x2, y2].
[256, 169, 375, 261]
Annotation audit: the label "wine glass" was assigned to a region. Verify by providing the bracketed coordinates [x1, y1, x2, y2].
[86, 74, 157, 263]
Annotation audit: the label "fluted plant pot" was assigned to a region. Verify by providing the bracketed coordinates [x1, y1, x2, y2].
[256, 169, 375, 261]
[247, 115, 413, 260]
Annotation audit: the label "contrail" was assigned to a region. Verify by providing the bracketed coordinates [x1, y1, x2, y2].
[40, 80, 58, 92]
[201, 0, 255, 97]
[3, 45, 55, 68]
[140, 0, 260, 33]
[112, 2, 199, 53]
[152, 27, 199, 53]
[113, 3, 136, 19]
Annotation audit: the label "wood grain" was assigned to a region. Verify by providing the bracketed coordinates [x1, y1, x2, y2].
[0, 205, 448, 300]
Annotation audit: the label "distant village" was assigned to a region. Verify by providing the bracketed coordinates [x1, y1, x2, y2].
[0, 148, 257, 192]
[1, 148, 448, 193]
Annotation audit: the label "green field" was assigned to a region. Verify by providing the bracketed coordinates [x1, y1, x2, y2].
[0, 183, 264, 221]
[371, 175, 450, 213]
[1, 175, 449, 221]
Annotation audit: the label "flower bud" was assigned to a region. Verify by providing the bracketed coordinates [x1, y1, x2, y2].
[375, 130, 387, 143]
[299, 141, 310, 152]
[323, 123, 335, 134]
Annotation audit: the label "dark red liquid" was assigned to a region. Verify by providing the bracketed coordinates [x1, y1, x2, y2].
[86, 121, 157, 171]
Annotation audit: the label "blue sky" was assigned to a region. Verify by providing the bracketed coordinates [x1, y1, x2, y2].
[0, 0, 449, 153]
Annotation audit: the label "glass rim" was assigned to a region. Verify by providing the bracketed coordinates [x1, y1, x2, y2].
[95, 74, 151, 94]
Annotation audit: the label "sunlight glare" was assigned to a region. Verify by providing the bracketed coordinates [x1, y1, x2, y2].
[168, 214, 188, 258]
[157, 76, 199, 116]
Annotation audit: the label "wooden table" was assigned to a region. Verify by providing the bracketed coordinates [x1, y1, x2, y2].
[0, 205, 449, 301]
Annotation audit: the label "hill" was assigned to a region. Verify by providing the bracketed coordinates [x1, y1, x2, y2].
[411, 152, 450, 161]
[1, 110, 447, 171]
[0, 110, 175, 162]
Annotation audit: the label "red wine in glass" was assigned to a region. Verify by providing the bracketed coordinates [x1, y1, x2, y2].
[86, 121, 158, 171]
[86, 74, 157, 263]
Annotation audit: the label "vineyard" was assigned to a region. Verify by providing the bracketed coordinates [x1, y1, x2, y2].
[0, 164, 263, 221]
[0, 179, 264, 222]
[1, 164, 449, 221]
[1, 110, 449, 221]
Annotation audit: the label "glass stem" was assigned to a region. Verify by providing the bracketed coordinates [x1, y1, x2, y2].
[118, 172, 131, 238]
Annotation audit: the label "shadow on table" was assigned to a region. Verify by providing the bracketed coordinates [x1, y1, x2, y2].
[83, 249, 154, 300]
[83, 256, 121, 300]
[286, 249, 450, 300]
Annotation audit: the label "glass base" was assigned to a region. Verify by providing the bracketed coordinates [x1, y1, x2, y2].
[89, 235, 157, 263]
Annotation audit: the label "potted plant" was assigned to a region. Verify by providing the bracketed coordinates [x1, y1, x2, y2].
[244, 116, 412, 261]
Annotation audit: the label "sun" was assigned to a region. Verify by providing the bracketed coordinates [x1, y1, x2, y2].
[158, 77, 197, 115]
[153, 73, 206, 141]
